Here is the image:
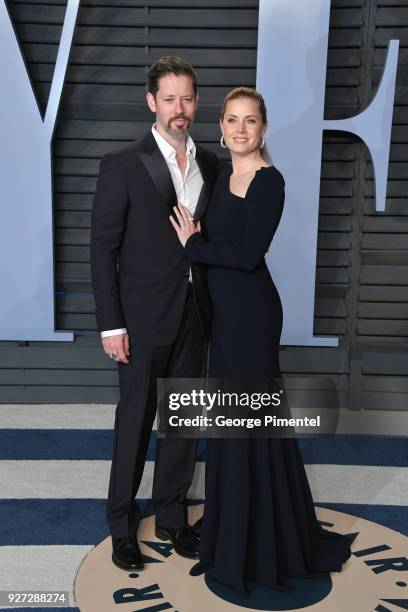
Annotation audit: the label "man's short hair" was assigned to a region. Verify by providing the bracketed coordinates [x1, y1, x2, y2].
[147, 56, 198, 97]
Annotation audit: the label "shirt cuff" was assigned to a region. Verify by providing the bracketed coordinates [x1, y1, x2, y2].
[101, 328, 127, 338]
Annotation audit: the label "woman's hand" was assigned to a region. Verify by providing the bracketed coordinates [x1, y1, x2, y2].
[170, 204, 201, 247]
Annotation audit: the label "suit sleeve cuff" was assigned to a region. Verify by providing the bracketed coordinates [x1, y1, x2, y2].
[185, 232, 204, 254]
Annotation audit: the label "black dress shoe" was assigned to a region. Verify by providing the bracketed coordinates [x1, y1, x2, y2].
[155, 524, 199, 559]
[189, 561, 211, 576]
[112, 537, 144, 571]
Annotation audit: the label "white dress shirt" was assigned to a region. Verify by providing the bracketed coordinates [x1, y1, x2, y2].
[101, 124, 204, 339]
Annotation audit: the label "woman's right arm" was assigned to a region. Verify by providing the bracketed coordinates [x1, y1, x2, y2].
[185, 169, 285, 271]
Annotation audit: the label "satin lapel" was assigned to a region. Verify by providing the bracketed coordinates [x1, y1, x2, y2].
[194, 149, 216, 221]
[137, 134, 177, 213]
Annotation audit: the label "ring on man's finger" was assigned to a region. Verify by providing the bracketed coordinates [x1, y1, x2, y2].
[110, 353, 117, 360]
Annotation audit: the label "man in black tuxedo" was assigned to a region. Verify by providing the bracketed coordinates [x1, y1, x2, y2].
[91, 57, 217, 571]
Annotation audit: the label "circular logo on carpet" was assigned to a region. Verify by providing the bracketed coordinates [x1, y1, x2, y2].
[74, 505, 408, 611]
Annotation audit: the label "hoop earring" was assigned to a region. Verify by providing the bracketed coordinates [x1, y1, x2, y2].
[220, 135, 227, 149]
[260, 136, 265, 149]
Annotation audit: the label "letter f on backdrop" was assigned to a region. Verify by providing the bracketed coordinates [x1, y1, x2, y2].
[257, 0, 399, 346]
[0, 0, 79, 340]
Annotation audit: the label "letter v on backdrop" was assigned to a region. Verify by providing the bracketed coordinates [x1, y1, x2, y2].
[0, 0, 79, 341]
[0, 0, 399, 344]
[257, 0, 399, 345]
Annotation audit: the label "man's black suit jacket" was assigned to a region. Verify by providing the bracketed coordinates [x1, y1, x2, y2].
[90, 131, 217, 346]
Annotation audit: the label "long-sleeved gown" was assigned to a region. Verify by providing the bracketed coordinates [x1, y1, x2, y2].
[184, 162, 351, 597]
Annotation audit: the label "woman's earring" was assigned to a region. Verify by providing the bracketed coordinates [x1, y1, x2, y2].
[220, 135, 227, 149]
[260, 136, 265, 149]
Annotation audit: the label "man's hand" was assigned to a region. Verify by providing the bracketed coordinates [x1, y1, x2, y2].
[102, 333, 130, 364]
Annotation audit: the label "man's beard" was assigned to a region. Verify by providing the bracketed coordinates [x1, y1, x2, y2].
[166, 115, 193, 139]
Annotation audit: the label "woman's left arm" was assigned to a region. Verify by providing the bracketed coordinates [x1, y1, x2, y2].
[181, 169, 284, 272]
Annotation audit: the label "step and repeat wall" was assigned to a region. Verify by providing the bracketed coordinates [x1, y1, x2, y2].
[0, 0, 407, 406]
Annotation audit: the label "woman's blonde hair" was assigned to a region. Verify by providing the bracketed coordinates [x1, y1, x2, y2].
[220, 87, 267, 124]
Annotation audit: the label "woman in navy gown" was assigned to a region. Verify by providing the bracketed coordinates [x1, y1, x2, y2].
[170, 87, 351, 597]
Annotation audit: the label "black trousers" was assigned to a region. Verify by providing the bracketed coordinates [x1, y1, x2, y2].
[107, 284, 207, 538]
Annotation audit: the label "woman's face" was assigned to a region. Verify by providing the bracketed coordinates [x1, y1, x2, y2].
[221, 97, 266, 156]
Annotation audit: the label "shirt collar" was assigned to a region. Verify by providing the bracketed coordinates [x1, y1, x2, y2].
[151, 124, 196, 159]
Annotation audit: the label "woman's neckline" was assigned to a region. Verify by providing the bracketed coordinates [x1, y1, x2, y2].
[227, 164, 272, 200]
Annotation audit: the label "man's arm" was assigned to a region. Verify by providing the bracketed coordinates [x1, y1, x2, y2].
[91, 154, 130, 363]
